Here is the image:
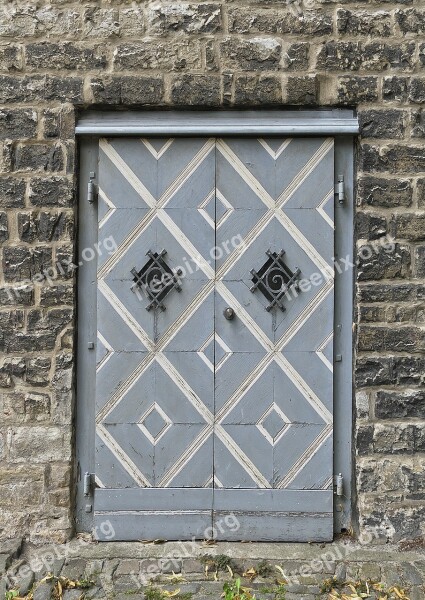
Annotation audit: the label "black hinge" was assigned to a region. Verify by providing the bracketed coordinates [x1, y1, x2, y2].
[87, 172, 97, 204]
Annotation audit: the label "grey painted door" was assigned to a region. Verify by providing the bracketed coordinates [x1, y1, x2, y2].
[94, 137, 335, 541]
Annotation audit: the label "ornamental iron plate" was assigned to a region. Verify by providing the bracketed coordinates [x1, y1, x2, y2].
[131, 249, 181, 311]
[250, 249, 301, 312]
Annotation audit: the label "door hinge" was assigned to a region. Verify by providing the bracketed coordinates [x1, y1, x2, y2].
[83, 472, 94, 496]
[335, 175, 345, 204]
[335, 473, 344, 496]
[87, 172, 97, 204]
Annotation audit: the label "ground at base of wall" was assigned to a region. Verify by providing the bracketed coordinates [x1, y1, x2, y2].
[0, 538, 424, 600]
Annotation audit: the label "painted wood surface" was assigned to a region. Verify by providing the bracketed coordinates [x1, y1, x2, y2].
[94, 137, 335, 541]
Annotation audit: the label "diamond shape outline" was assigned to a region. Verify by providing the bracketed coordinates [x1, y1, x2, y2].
[198, 190, 234, 230]
[197, 333, 233, 373]
[256, 402, 291, 446]
[137, 402, 172, 445]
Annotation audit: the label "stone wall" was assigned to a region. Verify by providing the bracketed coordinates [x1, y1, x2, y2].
[0, 0, 424, 544]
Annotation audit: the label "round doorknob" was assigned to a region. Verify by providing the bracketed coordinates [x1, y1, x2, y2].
[223, 307, 235, 320]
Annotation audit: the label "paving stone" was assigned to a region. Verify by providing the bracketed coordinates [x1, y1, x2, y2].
[17, 569, 35, 595]
[400, 562, 423, 585]
[61, 559, 87, 580]
[33, 581, 55, 600]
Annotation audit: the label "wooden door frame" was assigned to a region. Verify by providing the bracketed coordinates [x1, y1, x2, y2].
[75, 110, 356, 537]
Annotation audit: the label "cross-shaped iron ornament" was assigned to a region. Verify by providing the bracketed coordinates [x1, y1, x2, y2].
[131, 250, 182, 311]
[250, 250, 301, 312]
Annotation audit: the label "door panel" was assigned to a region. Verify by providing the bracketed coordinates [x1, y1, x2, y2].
[94, 136, 335, 542]
[95, 138, 215, 538]
[214, 138, 334, 540]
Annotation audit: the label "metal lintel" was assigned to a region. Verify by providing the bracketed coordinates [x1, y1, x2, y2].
[76, 110, 359, 137]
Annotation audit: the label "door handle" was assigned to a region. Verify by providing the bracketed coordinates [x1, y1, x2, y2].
[223, 307, 235, 320]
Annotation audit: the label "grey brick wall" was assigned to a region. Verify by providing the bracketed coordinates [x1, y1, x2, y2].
[0, 0, 424, 544]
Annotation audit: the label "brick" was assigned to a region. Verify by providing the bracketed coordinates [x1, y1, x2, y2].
[14, 144, 65, 173]
[390, 213, 425, 241]
[29, 177, 74, 208]
[283, 43, 309, 71]
[40, 284, 74, 307]
[42, 108, 75, 140]
[356, 357, 394, 387]
[0, 109, 37, 140]
[147, 4, 222, 34]
[337, 76, 378, 103]
[234, 75, 282, 105]
[359, 282, 425, 303]
[227, 7, 332, 35]
[120, 77, 164, 105]
[0, 212, 8, 244]
[409, 78, 425, 103]
[119, 8, 145, 37]
[0, 44, 23, 71]
[0, 178, 25, 209]
[411, 109, 425, 138]
[171, 75, 221, 106]
[361, 144, 425, 174]
[337, 9, 392, 36]
[396, 9, 425, 33]
[356, 212, 387, 240]
[357, 177, 413, 208]
[417, 178, 425, 208]
[114, 40, 202, 71]
[317, 42, 415, 72]
[2, 246, 52, 282]
[383, 76, 409, 102]
[17, 211, 73, 243]
[358, 325, 425, 353]
[358, 243, 411, 280]
[26, 357, 51, 386]
[82, 8, 120, 38]
[286, 75, 318, 105]
[375, 390, 425, 419]
[26, 42, 107, 71]
[8, 426, 72, 463]
[359, 109, 406, 139]
[220, 37, 281, 71]
[0, 75, 84, 103]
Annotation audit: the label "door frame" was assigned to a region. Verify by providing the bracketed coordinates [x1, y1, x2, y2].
[75, 109, 357, 537]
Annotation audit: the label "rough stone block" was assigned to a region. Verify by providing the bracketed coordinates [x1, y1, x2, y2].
[234, 74, 282, 105]
[375, 390, 425, 419]
[337, 9, 392, 36]
[25, 42, 107, 71]
[0, 177, 26, 209]
[337, 76, 378, 103]
[383, 76, 409, 102]
[219, 37, 281, 71]
[285, 76, 318, 105]
[361, 144, 425, 174]
[0, 109, 37, 140]
[390, 213, 425, 241]
[29, 177, 75, 208]
[396, 8, 425, 33]
[147, 4, 222, 34]
[2, 246, 52, 282]
[171, 75, 221, 106]
[13, 144, 65, 173]
[357, 243, 411, 281]
[359, 109, 406, 139]
[227, 8, 332, 35]
[114, 41, 202, 71]
[357, 177, 413, 208]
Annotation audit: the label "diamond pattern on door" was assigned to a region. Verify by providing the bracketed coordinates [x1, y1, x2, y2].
[94, 136, 335, 542]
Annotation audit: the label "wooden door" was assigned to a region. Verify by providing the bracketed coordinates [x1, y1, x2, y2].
[93, 136, 335, 541]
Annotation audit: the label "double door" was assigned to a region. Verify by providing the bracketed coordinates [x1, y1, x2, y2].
[93, 136, 335, 541]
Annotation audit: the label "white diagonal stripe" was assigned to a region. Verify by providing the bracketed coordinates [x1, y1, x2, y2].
[97, 423, 152, 488]
[258, 138, 292, 160]
[277, 424, 332, 489]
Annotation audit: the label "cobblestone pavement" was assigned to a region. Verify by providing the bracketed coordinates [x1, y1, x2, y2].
[1, 538, 424, 600]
